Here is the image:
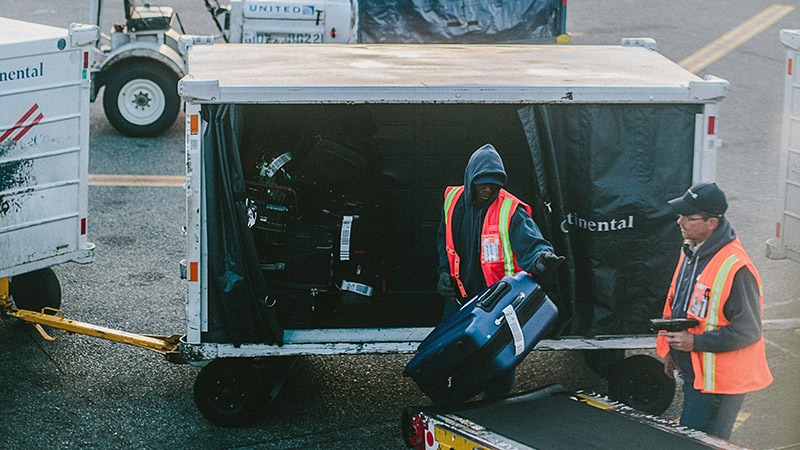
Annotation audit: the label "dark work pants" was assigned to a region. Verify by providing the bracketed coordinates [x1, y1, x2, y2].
[442, 298, 515, 400]
[680, 375, 746, 440]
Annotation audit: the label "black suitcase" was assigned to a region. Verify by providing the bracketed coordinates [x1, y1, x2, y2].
[404, 272, 558, 404]
[245, 181, 299, 248]
[260, 225, 333, 290]
[294, 135, 382, 197]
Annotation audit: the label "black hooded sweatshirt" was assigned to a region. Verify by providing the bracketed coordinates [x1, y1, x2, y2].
[437, 144, 553, 298]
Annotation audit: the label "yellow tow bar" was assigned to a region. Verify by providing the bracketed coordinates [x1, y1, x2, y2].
[0, 277, 185, 363]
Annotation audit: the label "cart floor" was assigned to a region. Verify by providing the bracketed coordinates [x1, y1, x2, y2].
[279, 291, 443, 329]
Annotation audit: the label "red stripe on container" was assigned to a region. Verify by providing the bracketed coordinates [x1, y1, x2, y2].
[13, 113, 43, 141]
[1, 103, 38, 141]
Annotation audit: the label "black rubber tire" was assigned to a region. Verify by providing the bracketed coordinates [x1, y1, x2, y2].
[608, 354, 675, 416]
[102, 62, 180, 137]
[583, 349, 626, 377]
[10, 268, 61, 312]
[194, 359, 265, 427]
[401, 408, 422, 448]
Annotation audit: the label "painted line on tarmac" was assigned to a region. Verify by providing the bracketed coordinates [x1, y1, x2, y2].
[764, 297, 800, 310]
[732, 410, 750, 433]
[679, 4, 795, 73]
[764, 338, 800, 359]
[769, 443, 800, 450]
[89, 174, 184, 187]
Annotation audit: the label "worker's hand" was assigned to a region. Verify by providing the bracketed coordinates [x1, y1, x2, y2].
[534, 251, 565, 273]
[662, 353, 677, 380]
[437, 272, 456, 298]
[665, 330, 694, 352]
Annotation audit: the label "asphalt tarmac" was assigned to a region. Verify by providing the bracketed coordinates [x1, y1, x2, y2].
[1, 1, 799, 449]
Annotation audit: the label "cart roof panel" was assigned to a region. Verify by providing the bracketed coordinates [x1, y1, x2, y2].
[0, 18, 67, 46]
[179, 43, 729, 104]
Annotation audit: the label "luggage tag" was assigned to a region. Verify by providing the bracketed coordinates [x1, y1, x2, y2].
[493, 292, 527, 356]
[260, 151, 292, 178]
[245, 198, 257, 228]
[502, 304, 525, 356]
[340, 215, 353, 261]
[340, 280, 373, 297]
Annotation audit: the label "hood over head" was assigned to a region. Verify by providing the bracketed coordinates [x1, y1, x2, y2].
[464, 144, 507, 206]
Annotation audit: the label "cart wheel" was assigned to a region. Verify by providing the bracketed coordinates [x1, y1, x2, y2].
[10, 268, 61, 312]
[608, 354, 675, 416]
[102, 61, 180, 137]
[582, 349, 626, 377]
[194, 359, 265, 427]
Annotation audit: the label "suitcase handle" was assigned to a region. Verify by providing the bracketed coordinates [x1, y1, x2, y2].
[494, 292, 527, 326]
[477, 280, 511, 312]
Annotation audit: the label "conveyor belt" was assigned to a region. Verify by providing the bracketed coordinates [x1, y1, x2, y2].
[453, 391, 726, 449]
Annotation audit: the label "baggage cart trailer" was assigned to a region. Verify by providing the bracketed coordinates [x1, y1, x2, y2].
[0, 18, 98, 312]
[177, 38, 729, 425]
[767, 29, 800, 264]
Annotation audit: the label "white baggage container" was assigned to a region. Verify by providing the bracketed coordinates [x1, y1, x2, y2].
[767, 29, 800, 264]
[0, 19, 98, 293]
[177, 40, 728, 425]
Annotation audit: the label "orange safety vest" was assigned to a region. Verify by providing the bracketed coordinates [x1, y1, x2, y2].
[443, 185, 533, 298]
[656, 238, 772, 394]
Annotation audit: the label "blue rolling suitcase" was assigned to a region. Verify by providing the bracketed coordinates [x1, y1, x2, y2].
[404, 271, 558, 404]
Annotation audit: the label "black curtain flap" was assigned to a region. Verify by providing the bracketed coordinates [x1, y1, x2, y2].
[203, 104, 284, 346]
[518, 105, 576, 336]
[518, 104, 699, 336]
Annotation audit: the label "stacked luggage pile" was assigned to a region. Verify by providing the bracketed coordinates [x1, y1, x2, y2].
[244, 133, 388, 325]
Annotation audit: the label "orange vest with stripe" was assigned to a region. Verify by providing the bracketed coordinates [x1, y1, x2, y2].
[656, 237, 772, 394]
[443, 186, 532, 298]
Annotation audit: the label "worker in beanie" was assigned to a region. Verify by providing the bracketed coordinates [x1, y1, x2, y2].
[436, 143, 564, 400]
[656, 182, 772, 440]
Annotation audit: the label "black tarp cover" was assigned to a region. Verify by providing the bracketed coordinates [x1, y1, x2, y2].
[358, 0, 564, 44]
[202, 104, 283, 345]
[518, 104, 700, 335]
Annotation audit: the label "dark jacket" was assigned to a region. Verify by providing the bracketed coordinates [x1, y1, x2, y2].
[437, 144, 554, 298]
[669, 218, 763, 382]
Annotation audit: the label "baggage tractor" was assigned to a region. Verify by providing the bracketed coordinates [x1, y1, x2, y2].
[404, 272, 558, 404]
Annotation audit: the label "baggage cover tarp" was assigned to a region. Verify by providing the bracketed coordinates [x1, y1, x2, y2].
[358, 0, 564, 44]
[518, 104, 699, 335]
[202, 104, 283, 345]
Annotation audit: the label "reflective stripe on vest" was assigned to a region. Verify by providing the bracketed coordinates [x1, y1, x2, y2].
[498, 197, 515, 276]
[701, 254, 738, 392]
[444, 186, 468, 298]
[444, 186, 531, 295]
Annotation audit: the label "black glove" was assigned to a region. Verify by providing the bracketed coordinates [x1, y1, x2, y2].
[534, 251, 565, 273]
[437, 272, 456, 298]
